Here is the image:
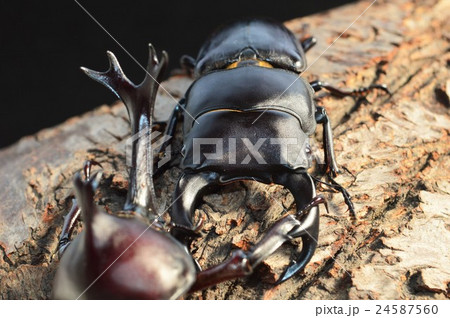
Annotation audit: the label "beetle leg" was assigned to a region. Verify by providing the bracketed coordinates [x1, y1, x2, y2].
[328, 177, 355, 219]
[189, 194, 324, 292]
[311, 175, 356, 219]
[315, 106, 339, 177]
[314, 107, 356, 217]
[152, 121, 167, 132]
[81, 44, 168, 216]
[310, 80, 390, 97]
[58, 199, 80, 256]
[153, 101, 185, 178]
[83, 159, 102, 180]
[58, 160, 102, 256]
[180, 55, 196, 76]
[301, 36, 317, 53]
[170, 171, 221, 244]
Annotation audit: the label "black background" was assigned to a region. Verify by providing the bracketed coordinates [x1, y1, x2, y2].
[0, 0, 355, 148]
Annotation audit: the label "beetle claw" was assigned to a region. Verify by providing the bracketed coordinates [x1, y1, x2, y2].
[370, 83, 391, 96]
[83, 159, 103, 181]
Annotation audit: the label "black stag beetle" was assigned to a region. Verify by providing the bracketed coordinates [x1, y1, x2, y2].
[54, 18, 388, 299]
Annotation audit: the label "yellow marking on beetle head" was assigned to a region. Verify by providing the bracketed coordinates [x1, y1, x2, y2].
[226, 59, 273, 69]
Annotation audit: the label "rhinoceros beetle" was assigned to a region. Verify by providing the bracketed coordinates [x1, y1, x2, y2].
[53, 162, 197, 300]
[53, 18, 388, 299]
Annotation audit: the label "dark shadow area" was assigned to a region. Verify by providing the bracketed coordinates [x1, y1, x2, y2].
[0, 0, 355, 148]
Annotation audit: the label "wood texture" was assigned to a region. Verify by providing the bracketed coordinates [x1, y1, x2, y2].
[0, 0, 449, 299]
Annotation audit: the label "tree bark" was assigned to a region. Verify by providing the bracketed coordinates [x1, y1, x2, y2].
[0, 0, 449, 299]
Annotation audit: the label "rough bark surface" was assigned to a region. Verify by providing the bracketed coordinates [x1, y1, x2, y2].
[0, 0, 449, 300]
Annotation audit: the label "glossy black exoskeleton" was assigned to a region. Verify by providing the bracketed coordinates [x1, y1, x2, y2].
[54, 18, 388, 299]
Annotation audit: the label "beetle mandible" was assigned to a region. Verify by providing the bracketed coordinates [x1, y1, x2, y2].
[53, 18, 388, 299]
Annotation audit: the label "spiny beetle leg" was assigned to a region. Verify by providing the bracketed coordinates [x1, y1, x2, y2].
[58, 198, 80, 257]
[189, 195, 325, 292]
[310, 80, 390, 98]
[58, 160, 103, 256]
[315, 106, 340, 177]
[180, 55, 196, 76]
[152, 121, 167, 132]
[153, 102, 184, 178]
[328, 176, 356, 221]
[301, 36, 317, 53]
[314, 106, 356, 218]
[83, 159, 102, 180]
[311, 175, 356, 221]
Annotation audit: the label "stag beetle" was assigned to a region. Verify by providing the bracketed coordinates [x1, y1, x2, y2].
[54, 18, 388, 299]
